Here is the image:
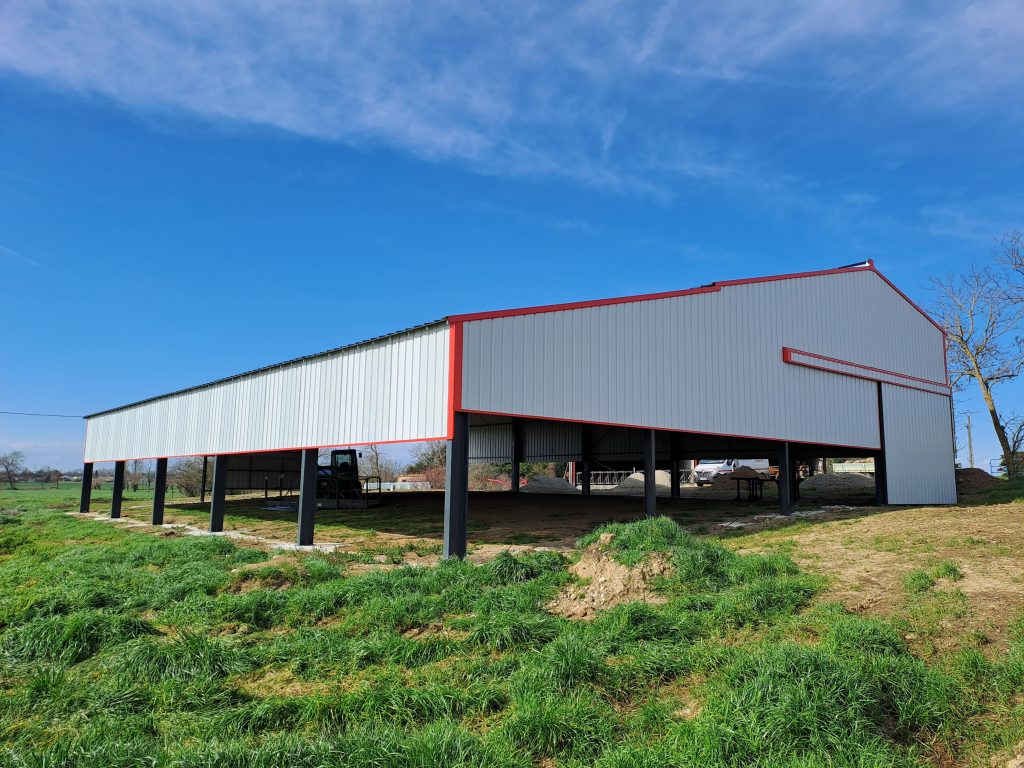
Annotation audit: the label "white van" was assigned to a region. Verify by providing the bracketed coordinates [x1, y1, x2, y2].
[693, 458, 771, 486]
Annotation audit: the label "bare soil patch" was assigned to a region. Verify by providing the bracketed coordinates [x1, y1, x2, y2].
[548, 534, 670, 619]
[733, 501, 1024, 653]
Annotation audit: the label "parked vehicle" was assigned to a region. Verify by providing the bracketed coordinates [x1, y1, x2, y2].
[693, 458, 771, 486]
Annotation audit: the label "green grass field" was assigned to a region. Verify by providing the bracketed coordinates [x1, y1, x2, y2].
[0, 486, 1022, 766]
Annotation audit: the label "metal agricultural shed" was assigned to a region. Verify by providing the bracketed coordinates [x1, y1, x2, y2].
[79, 261, 956, 557]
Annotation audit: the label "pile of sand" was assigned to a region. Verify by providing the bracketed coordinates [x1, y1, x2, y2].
[604, 470, 673, 496]
[801, 472, 875, 494]
[711, 472, 745, 491]
[521, 476, 578, 494]
[730, 466, 768, 480]
[956, 467, 1001, 492]
[547, 533, 670, 619]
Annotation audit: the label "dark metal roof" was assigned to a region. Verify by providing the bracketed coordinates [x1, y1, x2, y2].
[85, 318, 447, 419]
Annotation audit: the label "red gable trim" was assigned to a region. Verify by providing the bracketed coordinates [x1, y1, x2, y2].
[447, 260, 946, 338]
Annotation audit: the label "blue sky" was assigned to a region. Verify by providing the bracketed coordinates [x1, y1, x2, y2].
[1, 1, 1022, 472]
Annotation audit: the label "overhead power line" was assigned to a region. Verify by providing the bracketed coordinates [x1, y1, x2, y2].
[0, 410, 81, 419]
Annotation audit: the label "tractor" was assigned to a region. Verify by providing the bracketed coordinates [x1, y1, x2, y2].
[316, 449, 381, 509]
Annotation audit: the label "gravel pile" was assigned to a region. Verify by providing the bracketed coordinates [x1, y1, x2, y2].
[520, 476, 579, 494]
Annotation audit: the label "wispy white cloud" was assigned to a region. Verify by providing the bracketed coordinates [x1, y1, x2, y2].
[0, 243, 52, 272]
[0, 1, 1020, 195]
[920, 197, 1024, 243]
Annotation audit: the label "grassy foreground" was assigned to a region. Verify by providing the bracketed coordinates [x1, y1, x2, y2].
[0, 493, 1022, 765]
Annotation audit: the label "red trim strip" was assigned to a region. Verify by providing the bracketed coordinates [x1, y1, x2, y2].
[83, 434, 449, 465]
[448, 284, 722, 323]
[447, 262, 945, 338]
[459, 407, 881, 452]
[866, 264, 945, 335]
[447, 321, 464, 438]
[783, 348, 951, 397]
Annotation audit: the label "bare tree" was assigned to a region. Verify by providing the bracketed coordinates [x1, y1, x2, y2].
[127, 459, 149, 492]
[408, 441, 447, 489]
[995, 230, 1024, 290]
[932, 264, 1024, 474]
[409, 441, 447, 471]
[0, 452, 25, 490]
[1002, 414, 1024, 477]
[168, 457, 206, 497]
[359, 444, 401, 482]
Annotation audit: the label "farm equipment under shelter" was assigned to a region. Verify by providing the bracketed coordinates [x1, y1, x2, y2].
[316, 449, 381, 509]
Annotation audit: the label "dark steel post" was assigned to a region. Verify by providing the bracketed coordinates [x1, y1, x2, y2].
[152, 457, 167, 525]
[875, 382, 889, 506]
[778, 442, 793, 515]
[79, 462, 93, 513]
[209, 455, 228, 533]
[580, 425, 592, 496]
[669, 435, 681, 499]
[200, 456, 208, 503]
[297, 449, 318, 546]
[444, 412, 470, 559]
[510, 420, 522, 493]
[643, 428, 656, 518]
[111, 460, 125, 519]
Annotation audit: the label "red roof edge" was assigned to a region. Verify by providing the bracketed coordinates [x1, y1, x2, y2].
[447, 260, 945, 336]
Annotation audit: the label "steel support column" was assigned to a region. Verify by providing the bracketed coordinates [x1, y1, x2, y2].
[875, 383, 889, 506]
[643, 428, 656, 518]
[444, 411, 470, 559]
[200, 456, 208, 503]
[778, 442, 793, 515]
[79, 462, 93, 513]
[209, 456, 228, 533]
[111, 460, 125, 519]
[510, 420, 522, 493]
[297, 449, 318, 546]
[152, 458, 167, 525]
[669, 435, 680, 499]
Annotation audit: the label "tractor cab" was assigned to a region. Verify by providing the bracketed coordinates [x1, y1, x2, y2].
[316, 449, 381, 509]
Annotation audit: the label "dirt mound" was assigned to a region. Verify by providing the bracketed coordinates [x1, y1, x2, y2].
[547, 534, 671, 619]
[614, 470, 672, 490]
[521, 476, 578, 494]
[956, 467, 1000, 492]
[712, 473, 742, 491]
[602, 470, 673, 496]
[801, 472, 875, 494]
[730, 466, 766, 480]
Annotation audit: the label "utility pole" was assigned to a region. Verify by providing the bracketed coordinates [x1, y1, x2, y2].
[966, 414, 975, 469]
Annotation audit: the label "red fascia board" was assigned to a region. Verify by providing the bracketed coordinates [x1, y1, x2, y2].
[783, 348, 952, 397]
[458, 407, 882, 453]
[447, 321, 464, 438]
[866, 264, 946, 336]
[447, 284, 721, 323]
[82, 434, 449, 465]
[446, 261, 947, 341]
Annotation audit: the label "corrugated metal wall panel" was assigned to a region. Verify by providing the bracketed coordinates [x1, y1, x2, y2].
[467, 421, 673, 464]
[460, 270, 943, 449]
[882, 384, 957, 504]
[469, 424, 512, 463]
[225, 451, 302, 492]
[467, 421, 581, 462]
[84, 324, 450, 462]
